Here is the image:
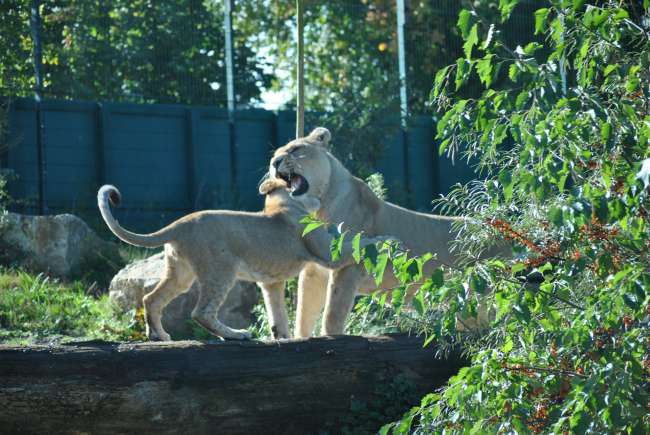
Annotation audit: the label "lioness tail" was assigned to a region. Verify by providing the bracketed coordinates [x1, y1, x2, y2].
[97, 185, 175, 248]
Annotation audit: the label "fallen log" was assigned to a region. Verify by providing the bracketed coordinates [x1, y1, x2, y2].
[0, 334, 466, 434]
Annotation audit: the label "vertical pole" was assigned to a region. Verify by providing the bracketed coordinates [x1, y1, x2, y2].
[396, 0, 410, 204]
[396, 0, 408, 127]
[224, 0, 235, 115]
[223, 0, 237, 204]
[295, 0, 305, 139]
[30, 0, 46, 214]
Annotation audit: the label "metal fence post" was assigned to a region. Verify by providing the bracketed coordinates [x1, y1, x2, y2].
[296, 0, 305, 139]
[396, 0, 408, 127]
[223, 0, 237, 205]
[396, 0, 410, 204]
[30, 0, 46, 214]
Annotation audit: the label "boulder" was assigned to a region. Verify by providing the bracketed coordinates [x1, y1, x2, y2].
[109, 253, 259, 337]
[0, 212, 122, 281]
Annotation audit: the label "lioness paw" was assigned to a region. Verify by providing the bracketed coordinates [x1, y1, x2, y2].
[147, 330, 171, 342]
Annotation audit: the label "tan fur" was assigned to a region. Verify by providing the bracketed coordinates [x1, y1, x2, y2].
[98, 179, 387, 341]
[270, 127, 503, 337]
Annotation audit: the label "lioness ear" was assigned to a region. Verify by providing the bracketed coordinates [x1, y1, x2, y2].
[259, 178, 286, 195]
[307, 127, 331, 147]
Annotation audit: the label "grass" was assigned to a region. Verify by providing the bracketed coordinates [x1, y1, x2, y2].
[0, 264, 399, 345]
[0, 268, 146, 345]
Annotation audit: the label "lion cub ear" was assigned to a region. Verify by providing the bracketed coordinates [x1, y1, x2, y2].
[259, 178, 287, 195]
[306, 127, 331, 147]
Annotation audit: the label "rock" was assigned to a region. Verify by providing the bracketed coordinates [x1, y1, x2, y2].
[109, 253, 259, 337]
[0, 212, 122, 282]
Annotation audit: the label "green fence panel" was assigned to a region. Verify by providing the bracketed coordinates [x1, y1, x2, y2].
[6, 99, 39, 212]
[191, 107, 232, 210]
[234, 109, 275, 210]
[407, 116, 436, 211]
[40, 100, 98, 210]
[377, 124, 408, 204]
[4, 97, 483, 227]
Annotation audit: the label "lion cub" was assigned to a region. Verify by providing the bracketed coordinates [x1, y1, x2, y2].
[98, 179, 384, 341]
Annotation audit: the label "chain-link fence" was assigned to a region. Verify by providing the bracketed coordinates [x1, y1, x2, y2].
[1, 0, 546, 221]
[1, 1, 545, 111]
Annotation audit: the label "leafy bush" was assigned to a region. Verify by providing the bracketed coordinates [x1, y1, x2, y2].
[365, 172, 389, 201]
[330, 1, 650, 433]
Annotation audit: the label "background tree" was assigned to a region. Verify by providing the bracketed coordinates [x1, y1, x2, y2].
[0, 0, 272, 105]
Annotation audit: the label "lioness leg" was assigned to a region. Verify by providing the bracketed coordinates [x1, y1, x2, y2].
[191, 269, 252, 340]
[143, 250, 194, 341]
[321, 264, 365, 336]
[258, 281, 290, 339]
[295, 264, 329, 338]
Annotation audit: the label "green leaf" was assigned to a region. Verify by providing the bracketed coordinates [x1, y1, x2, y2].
[523, 42, 541, 55]
[600, 121, 611, 144]
[501, 337, 513, 353]
[438, 138, 451, 156]
[635, 158, 650, 189]
[511, 263, 526, 274]
[508, 63, 520, 82]
[300, 214, 325, 236]
[431, 268, 444, 287]
[469, 272, 487, 294]
[455, 59, 472, 90]
[570, 410, 589, 433]
[476, 54, 494, 87]
[457, 9, 473, 38]
[412, 291, 425, 316]
[366, 253, 388, 286]
[534, 8, 550, 34]
[423, 334, 436, 347]
[573, 0, 586, 11]
[498, 0, 519, 22]
[603, 64, 618, 77]
[329, 232, 346, 262]
[352, 232, 362, 263]
[499, 170, 513, 201]
[463, 24, 479, 59]
[432, 65, 451, 98]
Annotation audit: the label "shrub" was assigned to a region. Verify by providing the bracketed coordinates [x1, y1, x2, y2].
[334, 1, 649, 433]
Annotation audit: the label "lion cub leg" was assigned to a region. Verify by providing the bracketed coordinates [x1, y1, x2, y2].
[191, 269, 252, 340]
[143, 250, 195, 341]
[258, 281, 290, 339]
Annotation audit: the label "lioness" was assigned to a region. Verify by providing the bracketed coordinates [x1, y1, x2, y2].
[98, 178, 386, 341]
[269, 127, 500, 337]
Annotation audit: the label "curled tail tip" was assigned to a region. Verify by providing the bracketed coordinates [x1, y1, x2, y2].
[99, 184, 122, 207]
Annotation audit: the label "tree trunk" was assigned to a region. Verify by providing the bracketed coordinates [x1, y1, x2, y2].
[0, 334, 465, 434]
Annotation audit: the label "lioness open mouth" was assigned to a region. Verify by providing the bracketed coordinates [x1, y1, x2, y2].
[278, 171, 309, 196]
